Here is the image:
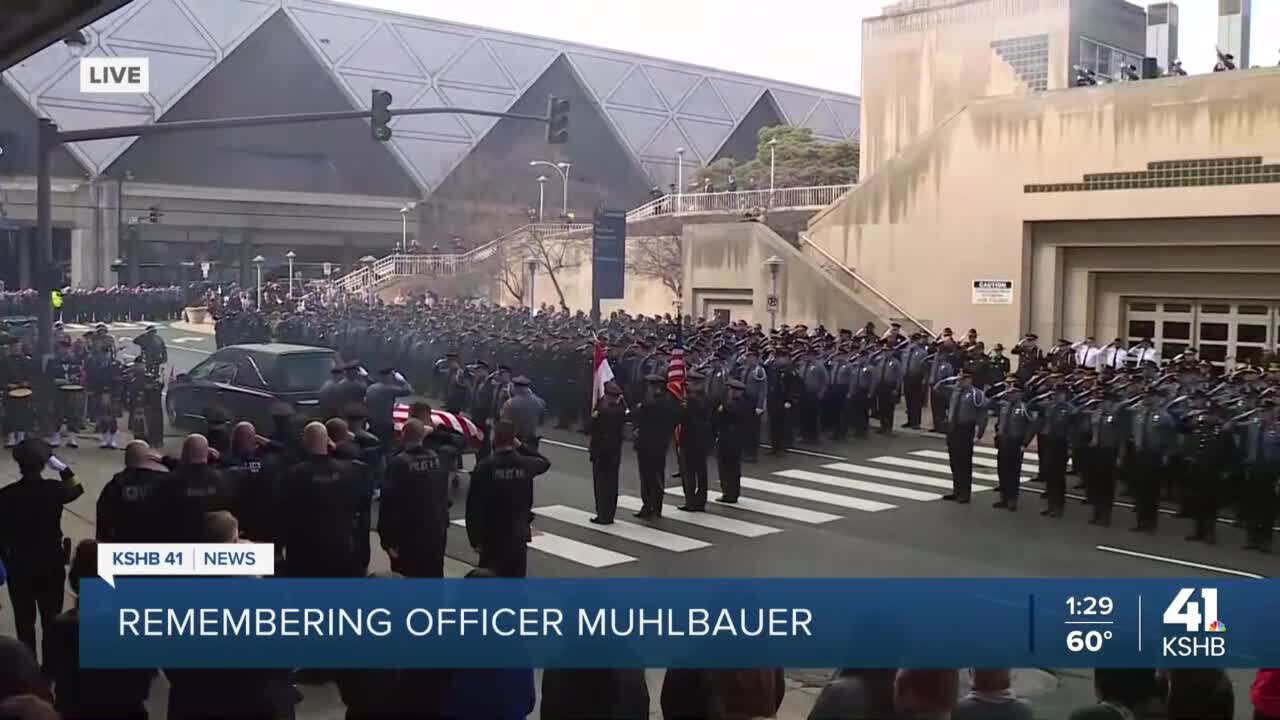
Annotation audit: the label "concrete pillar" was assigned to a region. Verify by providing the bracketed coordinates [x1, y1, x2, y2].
[17, 227, 32, 290]
[342, 235, 355, 274]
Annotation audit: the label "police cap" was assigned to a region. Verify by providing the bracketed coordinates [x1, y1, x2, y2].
[513, 376, 531, 386]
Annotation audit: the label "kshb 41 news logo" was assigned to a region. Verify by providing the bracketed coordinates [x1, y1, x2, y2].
[80, 58, 149, 94]
[1162, 588, 1226, 657]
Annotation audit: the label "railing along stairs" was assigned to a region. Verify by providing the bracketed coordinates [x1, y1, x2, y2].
[333, 222, 592, 296]
[626, 184, 855, 223]
[798, 232, 936, 338]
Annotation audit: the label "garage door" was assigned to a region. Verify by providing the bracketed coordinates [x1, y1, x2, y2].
[1125, 299, 1277, 370]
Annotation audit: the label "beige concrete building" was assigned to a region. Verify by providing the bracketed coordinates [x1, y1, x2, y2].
[806, 0, 1280, 370]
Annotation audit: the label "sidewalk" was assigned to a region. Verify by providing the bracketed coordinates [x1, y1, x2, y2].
[170, 320, 215, 335]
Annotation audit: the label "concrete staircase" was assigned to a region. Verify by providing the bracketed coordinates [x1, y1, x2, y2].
[795, 232, 934, 337]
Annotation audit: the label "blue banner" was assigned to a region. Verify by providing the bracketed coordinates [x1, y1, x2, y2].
[79, 578, 1280, 669]
[592, 209, 626, 301]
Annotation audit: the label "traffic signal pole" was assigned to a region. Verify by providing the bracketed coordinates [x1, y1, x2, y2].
[33, 103, 555, 359]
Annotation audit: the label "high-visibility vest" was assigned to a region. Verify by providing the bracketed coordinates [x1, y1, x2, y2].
[50, 290, 63, 309]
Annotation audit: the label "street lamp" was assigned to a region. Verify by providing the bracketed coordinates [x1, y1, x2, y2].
[768, 137, 778, 195]
[535, 176, 548, 223]
[530, 160, 571, 217]
[764, 255, 783, 331]
[525, 257, 538, 312]
[360, 254, 377, 305]
[285, 250, 296, 298]
[252, 255, 265, 309]
[675, 147, 686, 209]
[396, 199, 417, 253]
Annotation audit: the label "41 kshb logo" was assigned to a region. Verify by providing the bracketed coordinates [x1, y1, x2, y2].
[1162, 588, 1226, 657]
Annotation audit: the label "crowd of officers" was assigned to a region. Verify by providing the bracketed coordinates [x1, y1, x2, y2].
[0, 322, 168, 451]
[218, 296, 1280, 554]
[0, 286, 198, 325]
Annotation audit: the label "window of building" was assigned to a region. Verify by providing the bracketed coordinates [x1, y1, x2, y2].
[1079, 36, 1144, 81]
[1125, 299, 1279, 370]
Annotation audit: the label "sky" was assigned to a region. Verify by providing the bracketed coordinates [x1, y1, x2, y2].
[338, 0, 1278, 96]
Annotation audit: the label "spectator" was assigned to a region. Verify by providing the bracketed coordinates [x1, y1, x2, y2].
[436, 568, 537, 719]
[808, 668, 896, 719]
[661, 668, 786, 719]
[46, 539, 155, 720]
[952, 669, 1033, 720]
[894, 669, 960, 719]
[540, 668, 649, 720]
[0, 637, 48, 704]
[0, 695, 60, 720]
[1165, 669, 1231, 720]
[1069, 669, 1166, 720]
[1254, 669, 1280, 720]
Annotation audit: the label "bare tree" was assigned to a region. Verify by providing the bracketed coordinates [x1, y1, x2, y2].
[626, 234, 683, 298]
[523, 225, 589, 311]
[499, 261, 526, 304]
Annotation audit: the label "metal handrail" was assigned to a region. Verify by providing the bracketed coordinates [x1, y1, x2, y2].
[798, 232, 936, 338]
[627, 184, 855, 222]
[332, 222, 593, 295]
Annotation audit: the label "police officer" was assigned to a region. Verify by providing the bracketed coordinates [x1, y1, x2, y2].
[365, 367, 413, 447]
[679, 369, 713, 512]
[132, 325, 167, 374]
[154, 434, 236, 543]
[737, 349, 768, 462]
[716, 379, 749, 504]
[501, 376, 545, 451]
[902, 334, 931, 430]
[632, 374, 679, 519]
[1031, 379, 1075, 518]
[0, 438, 84, 665]
[871, 339, 903, 434]
[378, 419, 451, 577]
[767, 352, 802, 455]
[1080, 386, 1126, 527]
[45, 337, 83, 448]
[224, 421, 282, 543]
[588, 381, 626, 525]
[992, 376, 1035, 511]
[1127, 390, 1177, 534]
[465, 420, 551, 577]
[280, 422, 371, 577]
[936, 368, 988, 503]
[1181, 396, 1234, 544]
[97, 440, 170, 543]
[1233, 398, 1280, 552]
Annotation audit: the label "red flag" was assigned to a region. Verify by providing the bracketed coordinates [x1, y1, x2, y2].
[591, 341, 614, 408]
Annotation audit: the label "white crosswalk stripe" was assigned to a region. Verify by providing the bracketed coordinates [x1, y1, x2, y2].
[773, 468, 941, 501]
[666, 488, 842, 524]
[534, 505, 711, 552]
[61, 322, 146, 332]
[912, 449, 1039, 473]
[450, 519, 635, 567]
[615, 497, 781, 537]
[974, 445, 1039, 462]
[865, 456, 1015, 484]
[821, 461, 962, 489]
[740, 477, 897, 512]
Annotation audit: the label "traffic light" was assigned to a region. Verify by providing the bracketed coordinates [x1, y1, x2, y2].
[371, 89, 393, 142]
[546, 96, 569, 144]
[147, 206, 162, 223]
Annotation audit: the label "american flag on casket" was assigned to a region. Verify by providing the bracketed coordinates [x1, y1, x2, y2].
[392, 403, 484, 446]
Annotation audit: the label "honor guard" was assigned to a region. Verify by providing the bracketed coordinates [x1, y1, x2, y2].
[715, 379, 749, 504]
[465, 420, 551, 577]
[991, 376, 1035, 511]
[4, 339, 36, 447]
[632, 374, 679, 519]
[378, 419, 452, 577]
[1031, 379, 1076, 517]
[936, 367, 988, 503]
[678, 370, 713, 512]
[587, 381, 626, 524]
[1126, 390, 1178, 534]
[46, 338, 85, 448]
[1079, 384, 1127, 527]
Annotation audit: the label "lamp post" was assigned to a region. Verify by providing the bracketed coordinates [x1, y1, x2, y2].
[252, 254, 265, 309]
[525, 257, 538, 312]
[534, 175, 548, 223]
[398, 203, 416, 253]
[768, 137, 778, 196]
[360, 254, 377, 305]
[285, 250, 296, 298]
[529, 160, 571, 217]
[675, 147, 685, 210]
[764, 255, 783, 331]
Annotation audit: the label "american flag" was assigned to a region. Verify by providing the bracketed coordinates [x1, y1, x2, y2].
[668, 319, 686, 455]
[392, 404, 483, 445]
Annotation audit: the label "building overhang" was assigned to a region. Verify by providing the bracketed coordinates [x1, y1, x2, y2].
[0, 0, 135, 71]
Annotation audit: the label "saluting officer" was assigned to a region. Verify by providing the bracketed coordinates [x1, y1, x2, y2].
[992, 376, 1035, 511]
[378, 419, 451, 577]
[1031, 379, 1075, 517]
[588, 381, 627, 525]
[715, 379, 749, 504]
[1230, 397, 1279, 552]
[1127, 390, 1177, 534]
[465, 420, 551, 577]
[936, 367, 988, 503]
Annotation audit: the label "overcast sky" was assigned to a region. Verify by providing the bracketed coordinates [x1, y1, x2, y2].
[338, 0, 1277, 95]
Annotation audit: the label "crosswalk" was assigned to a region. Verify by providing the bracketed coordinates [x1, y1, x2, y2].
[465, 445, 1041, 572]
[60, 321, 156, 332]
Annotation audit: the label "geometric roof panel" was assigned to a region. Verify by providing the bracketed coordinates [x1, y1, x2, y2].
[829, 98, 860, 138]
[487, 40, 558, 89]
[566, 52, 631, 99]
[5, 40, 79, 96]
[339, 71, 426, 115]
[804, 99, 844, 139]
[436, 83, 517, 140]
[394, 24, 472, 76]
[440, 40, 512, 90]
[395, 135, 470, 189]
[678, 78, 731, 121]
[609, 66, 664, 111]
[289, 7, 376, 63]
[141, 49, 216, 107]
[47, 103, 153, 170]
[770, 88, 820, 124]
[108, 0, 212, 52]
[643, 118, 692, 161]
[644, 65, 700, 111]
[709, 77, 763, 120]
[393, 86, 470, 139]
[676, 117, 734, 163]
[606, 107, 667, 154]
[181, 0, 277, 52]
[342, 23, 421, 78]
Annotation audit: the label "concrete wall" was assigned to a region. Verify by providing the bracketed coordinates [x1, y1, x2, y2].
[501, 236, 681, 317]
[860, 0, 1074, 179]
[807, 67, 1280, 349]
[682, 222, 878, 330]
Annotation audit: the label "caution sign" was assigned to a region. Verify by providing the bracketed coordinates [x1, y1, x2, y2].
[972, 280, 1013, 305]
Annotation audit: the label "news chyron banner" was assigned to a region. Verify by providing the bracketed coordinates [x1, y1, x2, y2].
[81, 557, 1280, 669]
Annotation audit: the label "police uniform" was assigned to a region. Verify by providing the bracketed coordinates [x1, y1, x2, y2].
[588, 382, 627, 524]
[632, 374, 679, 518]
[679, 370, 713, 511]
[937, 369, 988, 503]
[378, 438, 452, 576]
[465, 443, 551, 577]
[715, 379, 749, 503]
[992, 379, 1035, 510]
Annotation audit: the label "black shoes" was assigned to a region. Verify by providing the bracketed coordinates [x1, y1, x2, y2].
[677, 505, 705, 512]
[589, 517, 613, 525]
[992, 500, 1009, 509]
[715, 496, 738, 504]
[942, 494, 957, 501]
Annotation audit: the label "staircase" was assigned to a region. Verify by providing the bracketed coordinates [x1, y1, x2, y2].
[797, 232, 935, 337]
[333, 223, 592, 298]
